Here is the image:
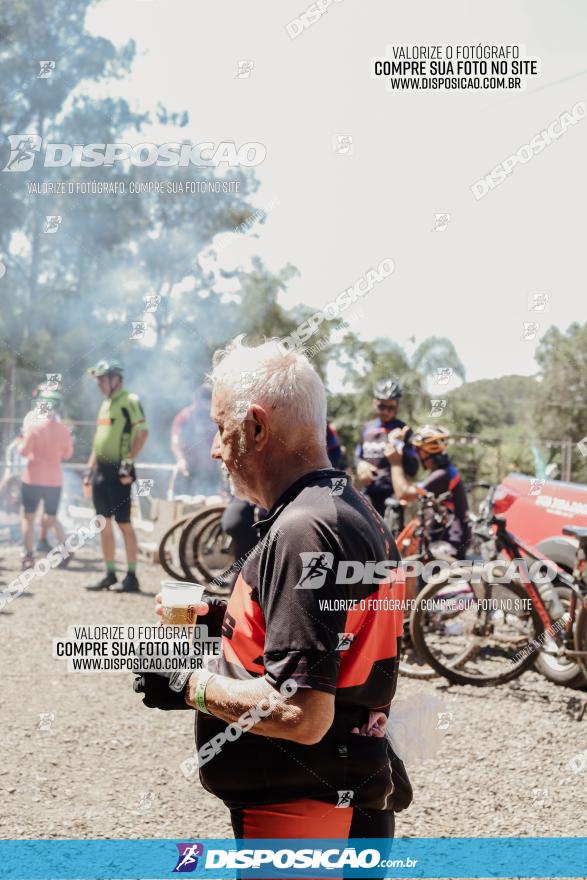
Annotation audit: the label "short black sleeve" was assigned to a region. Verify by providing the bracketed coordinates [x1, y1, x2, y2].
[258, 514, 350, 695]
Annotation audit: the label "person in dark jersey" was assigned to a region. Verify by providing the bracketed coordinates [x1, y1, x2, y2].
[133, 338, 412, 851]
[385, 424, 470, 558]
[355, 378, 419, 517]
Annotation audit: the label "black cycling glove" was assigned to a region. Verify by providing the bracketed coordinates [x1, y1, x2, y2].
[118, 459, 136, 482]
[133, 665, 192, 711]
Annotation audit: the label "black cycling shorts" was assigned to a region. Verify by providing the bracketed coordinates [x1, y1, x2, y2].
[92, 462, 132, 523]
[21, 483, 61, 516]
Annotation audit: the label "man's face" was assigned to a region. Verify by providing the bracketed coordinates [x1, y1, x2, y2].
[97, 373, 121, 397]
[374, 397, 399, 421]
[210, 386, 257, 502]
[417, 447, 434, 470]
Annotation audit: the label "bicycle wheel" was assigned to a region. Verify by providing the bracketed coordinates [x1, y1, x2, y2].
[157, 515, 191, 581]
[534, 585, 587, 688]
[411, 573, 543, 686]
[178, 505, 231, 586]
[573, 600, 587, 681]
[398, 620, 438, 680]
[187, 510, 235, 594]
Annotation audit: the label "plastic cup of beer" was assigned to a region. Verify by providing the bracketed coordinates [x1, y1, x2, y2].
[160, 581, 205, 626]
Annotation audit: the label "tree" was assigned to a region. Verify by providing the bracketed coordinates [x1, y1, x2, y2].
[534, 322, 587, 481]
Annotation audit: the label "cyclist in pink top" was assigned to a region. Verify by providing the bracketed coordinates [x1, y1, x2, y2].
[18, 386, 73, 570]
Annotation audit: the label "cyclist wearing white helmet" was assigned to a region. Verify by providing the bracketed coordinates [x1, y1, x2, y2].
[18, 383, 73, 570]
[385, 425, 470, 558]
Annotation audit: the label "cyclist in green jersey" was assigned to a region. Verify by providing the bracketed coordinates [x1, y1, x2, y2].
[84, 360, 149, 593]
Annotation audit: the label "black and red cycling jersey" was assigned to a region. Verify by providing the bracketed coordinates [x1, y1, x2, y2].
[196, 468, 412, 812]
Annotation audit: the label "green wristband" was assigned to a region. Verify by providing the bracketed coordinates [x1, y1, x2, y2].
[195, 670, 215, 714]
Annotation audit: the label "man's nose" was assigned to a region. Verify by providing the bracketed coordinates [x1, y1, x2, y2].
[210, 431, 222, 460]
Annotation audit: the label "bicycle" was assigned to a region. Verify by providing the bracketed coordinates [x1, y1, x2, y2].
[157, 514, 192, 581]
[409, 485, 587, 687]
[397, 490, 478, 680]
[178, 504, 234, 592]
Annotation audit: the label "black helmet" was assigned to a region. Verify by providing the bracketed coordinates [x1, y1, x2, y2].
[373, 377, 403, 400]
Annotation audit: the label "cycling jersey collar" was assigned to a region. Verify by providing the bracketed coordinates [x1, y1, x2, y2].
[255, 467, 347, 531]
[377, 416, 405, 430]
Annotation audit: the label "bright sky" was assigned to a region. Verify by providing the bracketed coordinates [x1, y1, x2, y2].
[85, 0, 587, 383]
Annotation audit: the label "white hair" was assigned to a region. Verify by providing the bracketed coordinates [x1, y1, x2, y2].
[209, 335, 327, 433]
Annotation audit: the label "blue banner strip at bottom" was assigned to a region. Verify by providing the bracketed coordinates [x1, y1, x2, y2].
[0, 837, 585, 879]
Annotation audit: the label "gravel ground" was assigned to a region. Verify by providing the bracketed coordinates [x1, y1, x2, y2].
[0, 540, 585, 877]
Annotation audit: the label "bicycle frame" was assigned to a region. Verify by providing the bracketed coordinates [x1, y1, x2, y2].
[395, 491, 454, 560]
[490, 514, 587, 655]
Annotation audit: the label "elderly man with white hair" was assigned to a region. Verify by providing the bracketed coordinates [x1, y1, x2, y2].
[133, 336, 412, 849]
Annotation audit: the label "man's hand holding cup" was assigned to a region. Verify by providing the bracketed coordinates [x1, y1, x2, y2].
[133, 581, 209, 710]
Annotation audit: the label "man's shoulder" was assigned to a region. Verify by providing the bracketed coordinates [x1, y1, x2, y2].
[54, 420, 71, 436]
[120, 389, 142, 405]
[274, 479, 372, 538]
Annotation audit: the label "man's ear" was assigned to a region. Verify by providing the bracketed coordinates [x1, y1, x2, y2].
[249, 405, 269, 448]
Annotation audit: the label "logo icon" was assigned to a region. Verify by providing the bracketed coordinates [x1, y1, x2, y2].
[2, 134, 42, 172]
[236, 60, 254, 78]
[528, 292, 549, 311]
[129, 321, 146, 340]
[429, 399, 447, 418]
[568, 747, 587, 772]
[239, 371, 257, 392]
[336, 633, 354, 651]
[234, 399, 250, 420]
[173, 843, 204, 873]
[531, 787, 548, 809]
[37, 712, 55, 731]
[143, 294, 161, 313]
[295, 552, 334, 589]
[528, 478, 545, 497]
[336, 790, 354, 808]
[433, 212, 451, 231]
[37, 60, 56, 78]
[130, 790, 156, 815]
[329, 476, 346, 496]
[136, 479, 154, 497]
[33, 401, 52, 419]
[45, 373, 62, 391]
[436, 711, 453, 730]
[333, 135, 353, 156]
[522, 321, 539, 341]
[43, 215, 62, 234]
[433, 367, 453, 386]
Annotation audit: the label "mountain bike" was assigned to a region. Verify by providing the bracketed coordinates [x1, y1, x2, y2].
[397, 490, 479, 680]
[179, 504, 234, 592]
[409, 485, 587, 686]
